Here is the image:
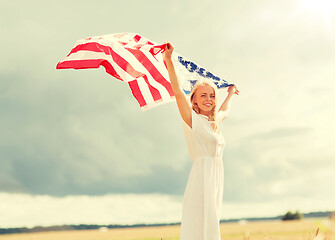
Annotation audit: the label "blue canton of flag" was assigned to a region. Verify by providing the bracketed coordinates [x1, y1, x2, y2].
[175, 56, 233, 94]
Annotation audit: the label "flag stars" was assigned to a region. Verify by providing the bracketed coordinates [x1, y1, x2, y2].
[186, 63, 193, 71]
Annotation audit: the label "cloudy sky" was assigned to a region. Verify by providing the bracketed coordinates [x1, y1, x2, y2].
[1, 0, 334, 228]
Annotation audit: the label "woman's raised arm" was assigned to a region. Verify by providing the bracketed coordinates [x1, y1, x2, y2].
[217, 85, 239, 122]
[163, 43, 192, 128]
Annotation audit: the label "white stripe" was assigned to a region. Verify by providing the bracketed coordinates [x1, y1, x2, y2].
[119, 33, 136, 43]
[136, 76, 155, 106]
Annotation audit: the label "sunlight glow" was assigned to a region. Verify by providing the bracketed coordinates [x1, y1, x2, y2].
[298, 0, 335, 23]
[297, 0, 335, 38]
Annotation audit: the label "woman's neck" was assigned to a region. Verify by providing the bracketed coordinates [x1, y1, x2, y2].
[199, 110, 211, 117]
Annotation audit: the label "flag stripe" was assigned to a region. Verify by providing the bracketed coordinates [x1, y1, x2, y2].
[133, 35, 141, 42]
[141, 75, 162, 101]
[58, 51, 134, 82]
[66, 42, 143, 79]
[136, 76, 156, 106]
[139, 49, 172, 101]
[128, 80, 147, 107]
[126, 48, 174, 97]
[140, 49, 170, 86]
[56, 59, 122, 80]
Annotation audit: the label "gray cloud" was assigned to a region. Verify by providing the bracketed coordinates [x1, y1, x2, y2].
[222, 131, 335, 203]
[0, 69, 190, 196]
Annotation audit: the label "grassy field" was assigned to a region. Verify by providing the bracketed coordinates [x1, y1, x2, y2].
[0, 218, 334, 240]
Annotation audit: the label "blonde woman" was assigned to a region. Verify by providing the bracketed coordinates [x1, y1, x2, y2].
[163, 43, 238, 240]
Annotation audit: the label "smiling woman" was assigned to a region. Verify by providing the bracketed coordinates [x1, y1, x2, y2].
[163, 42, 239, 240]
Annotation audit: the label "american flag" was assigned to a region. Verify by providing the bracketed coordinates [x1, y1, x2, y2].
[57, 33, 232, 110]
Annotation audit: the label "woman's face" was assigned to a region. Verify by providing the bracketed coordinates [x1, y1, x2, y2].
[194, 85, 216, 115]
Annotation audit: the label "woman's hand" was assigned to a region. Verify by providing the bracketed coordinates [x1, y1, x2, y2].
[227, 85, 239, 95]
[163, 42, 174, 61]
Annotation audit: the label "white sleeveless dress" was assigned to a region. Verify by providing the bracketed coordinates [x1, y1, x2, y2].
[180, 110, 225, 240]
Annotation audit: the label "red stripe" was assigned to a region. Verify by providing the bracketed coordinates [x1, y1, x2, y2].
[100, 60, 123, 80]
[118, 41, 127, 46]
[149, 44, 166, 55]
[67, 42, 143, 79]
[56, 59, 121, 80]
[133, 35, 141, 42]
[126, 48, 175, 97]
[128, 80, 146, 107]
[141, 75, 161, 101]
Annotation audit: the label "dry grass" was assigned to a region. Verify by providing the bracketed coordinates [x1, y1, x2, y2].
[0, 218, 333, 240]
[220, 218, 335, 240]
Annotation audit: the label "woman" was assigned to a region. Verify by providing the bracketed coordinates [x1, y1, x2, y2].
[163, 43, 238, 240]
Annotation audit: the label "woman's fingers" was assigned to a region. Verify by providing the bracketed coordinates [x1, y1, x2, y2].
[167, 43, 174, 52]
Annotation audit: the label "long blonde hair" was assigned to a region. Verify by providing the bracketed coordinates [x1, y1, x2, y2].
[190, 80, 218, 131]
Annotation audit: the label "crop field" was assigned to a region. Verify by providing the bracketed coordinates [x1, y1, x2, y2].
[0, 218, 334, 240]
